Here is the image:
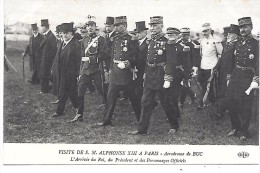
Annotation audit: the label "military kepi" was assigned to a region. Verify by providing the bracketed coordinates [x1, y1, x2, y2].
[105, 17, 114, 25]
[134, 21, 148, 33]
[202, 23, 211, 31]
[41, 19, 49, 27]
[31, 23, 38, 30]
[180, 27, 190, 35]
[228, 24, 240, 35]
[149, 16, 163, 25]
[238, 17, 252, 26]
[60, 23, 74, 33]
[114, 16, 127, 26]
[223, 26, 230, 34]
[166, 27, 180, 34]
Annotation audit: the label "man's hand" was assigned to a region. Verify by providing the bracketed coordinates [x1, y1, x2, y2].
[192, 66, 198, 76]
[82, 57, 90, 62]
[77, 75, 81, 82]
[163, 81, 171, 88]
[118, 62, 126, 69]
[245, 81, 259, 95]
[22, 53, 26, 58]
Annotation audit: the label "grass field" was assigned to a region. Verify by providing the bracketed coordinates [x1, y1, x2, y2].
[3, 40, 259, 145]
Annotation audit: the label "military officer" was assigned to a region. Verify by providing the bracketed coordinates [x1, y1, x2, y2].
[38, 19, 57, 94]
[226, 17, 259, 141]
[52, 23, 81, 117]
[129, 17, 182, 135]
[197, 23, 223, 109]
[178, 28, 198, 108]
[22, 23, 43, 85]
[69, 20, 108, 122]
[214, 24, 240, 117]
[92, 16, 141, 127]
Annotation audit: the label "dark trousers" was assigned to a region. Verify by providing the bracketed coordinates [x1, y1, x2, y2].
[41, 77, 51, 93]
[31, 70, 40, 84]
[103, 84, 141, 123]
[179, 86, 195, 104]
[4, 58, 9, 71]
[227, 95, 254, 137]
[137, 84, 181, 133]
[198, 69, 215, 105]
[77, 72, 106, 115]
[56, 82, 79, 115]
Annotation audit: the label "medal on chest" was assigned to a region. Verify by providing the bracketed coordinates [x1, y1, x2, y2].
[122, 39, 128, 52]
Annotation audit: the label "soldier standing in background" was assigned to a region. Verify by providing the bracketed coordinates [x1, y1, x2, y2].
[38, 19, 57, 94]
[226, 17, 259, 140]
[22, 23, 43, 85]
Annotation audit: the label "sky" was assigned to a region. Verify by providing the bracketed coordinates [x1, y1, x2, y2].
[3, 0, 260, 34]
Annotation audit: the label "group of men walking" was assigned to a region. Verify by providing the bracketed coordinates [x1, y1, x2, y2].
[21, 16, 259, 141]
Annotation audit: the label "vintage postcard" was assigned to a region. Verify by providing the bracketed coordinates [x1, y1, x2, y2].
[1, 0, 259, 172]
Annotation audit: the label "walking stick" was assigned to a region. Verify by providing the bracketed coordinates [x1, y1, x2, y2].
[22, 55, 25, 81]
[99, 61, 106, 104]
[4, 54, 18, 72]
[202, 71, 215, 104]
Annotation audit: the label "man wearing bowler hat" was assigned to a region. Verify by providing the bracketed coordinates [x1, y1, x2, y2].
[214, 24, 240, 118]
[225, 17, 259, 140]
[70, 19, 108, 122]
[22, 23, 43, 85]
[52, 23, 81, 118]
[92, 16, 141, 127]
[39, 19, 57, 94]
[129, 17, 182, 135]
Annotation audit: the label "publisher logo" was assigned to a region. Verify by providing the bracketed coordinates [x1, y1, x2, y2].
[237, 151, 249, 158]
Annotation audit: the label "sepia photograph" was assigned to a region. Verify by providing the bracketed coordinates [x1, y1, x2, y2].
[1, 0, 259, 171]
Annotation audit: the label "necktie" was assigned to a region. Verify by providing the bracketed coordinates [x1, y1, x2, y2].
[62, 43, 66, 49]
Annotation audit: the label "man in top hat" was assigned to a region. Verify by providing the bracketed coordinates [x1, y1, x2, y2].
[214, 24, 240, 118]
[225, 17, 259, 140]
[177, 27, 199, 108]
[38, 19, 57, 94]
[131, 21, 149, 104]
[222, 26, 230, 50]
[129, 17, 182, 135]
[69, 19, 108, 122]
[197, 23, 223, 109]
[51, 22, 81, 118]
[92, 16, 141, 127]
[55, 25, 63, 48]
[22, 23, 43, 85]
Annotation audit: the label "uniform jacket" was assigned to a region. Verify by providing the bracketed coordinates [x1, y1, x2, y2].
[135, 37, 148, 83]
[226, 35, 259, 99]
[52, 37, 81, 97]
[80, 34, 108, 75]
[109, 31, 139, 85]
[39, 30, 57, 78]
[104, 30, 117, 70]
[25, 33, 43, 71]
[144, 33, 167, 90]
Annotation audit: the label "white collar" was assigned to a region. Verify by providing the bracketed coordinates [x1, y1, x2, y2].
[63, 36, 74, 45]
[109, 30, 115, 37]
[43, 29, 50, 35]
[33, 33, 39, 37]
[139, 37, 147, 45]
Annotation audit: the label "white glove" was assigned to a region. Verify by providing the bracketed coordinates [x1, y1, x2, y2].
[192, 66, 198, 76]
[77, 75, 81, 82]
[163, 81, 171, 88]
[245, 81, 258, 95]
[117, 62, 126, 69]
[82, 57, 90, 62]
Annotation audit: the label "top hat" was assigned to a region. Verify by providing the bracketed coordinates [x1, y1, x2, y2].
[41, 19, 49, 27]
[229, 24, 240, 35]
[223, 26, 230, 34]
[149, 16, 163, 25]
[105, 17, 114, 25]
[166, 27, 180, 34]
[31, 23, 38, 30]
[180, 27, 190, 35]
[114, 16, 127, 26]
[60, 23, 74, 33]
[85, 21, 96, 26]
[238, 17, 252, 26]
[134, 21, 148, 33]
[202, 23, 211, 31]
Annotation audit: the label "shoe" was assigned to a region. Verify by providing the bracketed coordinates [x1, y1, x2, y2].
[240, 136, 247, 141]
[91, 122, 112, 128]
[196, 104, 205, 110]
[51, 100, 59, 104]
[37, 91, 43, 95]
[168, 129, 178, 134]
[227, 129, 238, 136]
[67, 114, 83, 123]
[128, 130, 148, 135]
[52, 113, 63, 117]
